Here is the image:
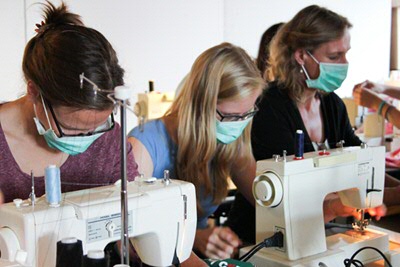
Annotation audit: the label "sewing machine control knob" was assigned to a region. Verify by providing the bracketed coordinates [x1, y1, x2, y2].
[13, 199, 23, 208]
[253, 172, 283, 207]
[163, 170, 171, 185]
[255, 181, 273, 201]
[361, 142, 368, 149]
[336, 140, 345, 149]
[106, 221, 116, 237]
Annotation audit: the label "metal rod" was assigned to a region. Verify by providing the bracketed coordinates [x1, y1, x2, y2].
[120, 100, 129, 264]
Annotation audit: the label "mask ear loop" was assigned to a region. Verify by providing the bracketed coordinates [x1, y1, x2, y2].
[300, 51, 319, 81]
[306, 50, 320, 64]
[39, 93, 54, 130]
[300, 64, 311, 80]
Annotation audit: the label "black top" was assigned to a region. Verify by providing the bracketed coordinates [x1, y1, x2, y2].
[225, 82, 361, 244]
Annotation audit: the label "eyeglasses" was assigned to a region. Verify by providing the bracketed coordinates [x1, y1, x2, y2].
[45, 99, 115, 137]
[216, 105, 259, 122]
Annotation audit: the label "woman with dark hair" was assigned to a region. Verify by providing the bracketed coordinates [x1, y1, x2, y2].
[226, 5, 386, 245]
[0, 2, 139, 202]
[256, 22, 284, 76]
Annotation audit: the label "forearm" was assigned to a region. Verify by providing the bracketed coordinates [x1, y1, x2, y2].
[383, 86, 400, 99]
[323, 194, 338, 223]
[231, 157, 256, 206]
[180, 252, 207, 267]
[383, 103, 400, 129]
[385, 173, 400, 187]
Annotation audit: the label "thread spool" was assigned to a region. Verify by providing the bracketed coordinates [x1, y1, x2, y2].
[45, 165, 61, 207]
[149, 80, 154, 92]
[294, 129, 304, 160]
[56, 237, 83, 267]
[83, 250, 109, 267]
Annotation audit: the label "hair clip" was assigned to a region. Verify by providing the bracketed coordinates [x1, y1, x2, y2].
[35, 21, 45, 32]
[34, 21, 48, 35]
[34, 20, 54, 37]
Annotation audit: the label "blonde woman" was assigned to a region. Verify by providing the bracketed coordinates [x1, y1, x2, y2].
[128, 42, 265, 262]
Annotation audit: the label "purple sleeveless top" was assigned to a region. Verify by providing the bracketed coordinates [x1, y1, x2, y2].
[0, 122, 139, 203]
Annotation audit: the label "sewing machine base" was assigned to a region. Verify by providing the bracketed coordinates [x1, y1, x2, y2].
[240, 228, 388, 267]
[0, 259, 23, 267]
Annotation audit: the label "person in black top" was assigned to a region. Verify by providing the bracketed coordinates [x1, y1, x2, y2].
[225, 5, 387, 245]
[256, 23, 284, 77]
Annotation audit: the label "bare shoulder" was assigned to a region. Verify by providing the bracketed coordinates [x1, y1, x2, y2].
[128, 136, 154, 177]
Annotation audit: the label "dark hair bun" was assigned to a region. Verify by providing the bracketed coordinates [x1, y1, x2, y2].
[42, 0, 83, 27]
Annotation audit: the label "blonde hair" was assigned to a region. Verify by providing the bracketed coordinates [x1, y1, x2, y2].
[167, 42, 264, 211]
[267, 5, 352, 102]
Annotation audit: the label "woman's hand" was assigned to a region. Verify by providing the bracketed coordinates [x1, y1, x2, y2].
[354, 80, 386, 93]
[324, 194, 387, 222]
[353, 81, 383, 110]
[194, 226, 241, 259]
[180, 252, 208, 267]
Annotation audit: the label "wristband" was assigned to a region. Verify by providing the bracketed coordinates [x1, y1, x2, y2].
[385, 105, 394, 120]
[377, 100, 386, 115]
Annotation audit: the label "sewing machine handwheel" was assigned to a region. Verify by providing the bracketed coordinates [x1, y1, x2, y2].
[0, 227, 21, 262]
[253, 172, 283, 207]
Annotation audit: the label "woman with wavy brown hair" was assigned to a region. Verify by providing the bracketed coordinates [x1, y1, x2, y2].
[226, 5, 387, 245]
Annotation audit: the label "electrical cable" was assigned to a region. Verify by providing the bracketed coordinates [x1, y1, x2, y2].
[343, 246, 393, 267]
[239, 231, 284, 262]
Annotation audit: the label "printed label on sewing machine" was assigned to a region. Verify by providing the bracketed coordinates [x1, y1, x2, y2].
[358, 162, 370, 175]
[86, 211, 133, 243]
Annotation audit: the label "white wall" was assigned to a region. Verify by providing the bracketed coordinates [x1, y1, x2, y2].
[0, 0, 26, 101]
[0, 0, 392, 130]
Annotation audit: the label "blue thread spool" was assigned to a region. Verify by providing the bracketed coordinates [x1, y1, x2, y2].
[45, 165, 61, 207]
[294, 129, 304, 159]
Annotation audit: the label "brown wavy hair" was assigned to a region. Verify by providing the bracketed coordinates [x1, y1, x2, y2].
[267, 5, 352, 102]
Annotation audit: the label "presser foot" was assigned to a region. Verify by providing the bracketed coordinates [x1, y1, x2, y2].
[352, 209, 370, 232]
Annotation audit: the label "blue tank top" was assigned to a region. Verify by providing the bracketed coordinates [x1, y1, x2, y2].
[128, 119, 217, 229]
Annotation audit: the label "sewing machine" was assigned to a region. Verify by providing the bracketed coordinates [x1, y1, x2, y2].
[243, 145, 390, 266]
[0, 178, 196, 267]
[134, 91, 175, 129]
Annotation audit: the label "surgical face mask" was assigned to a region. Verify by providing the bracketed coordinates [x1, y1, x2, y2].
[33, 95, 106, 155]
[216, 117, 251, 144]
[301, 51, 349, 93]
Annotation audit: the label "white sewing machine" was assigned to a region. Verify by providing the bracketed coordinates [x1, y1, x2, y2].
[243, 145, 390, 266]
[0, 178, 196, 267]
[134, 91, 175, 128]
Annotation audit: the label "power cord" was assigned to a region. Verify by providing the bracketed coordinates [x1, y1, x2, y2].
[239, 231, 284, 262]
[344, 246, 393, 267]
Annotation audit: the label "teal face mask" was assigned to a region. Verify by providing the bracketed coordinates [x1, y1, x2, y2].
[301, 51, 349, 93]
[216, 118, 251, 144]
[33, 96, 105, 156]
